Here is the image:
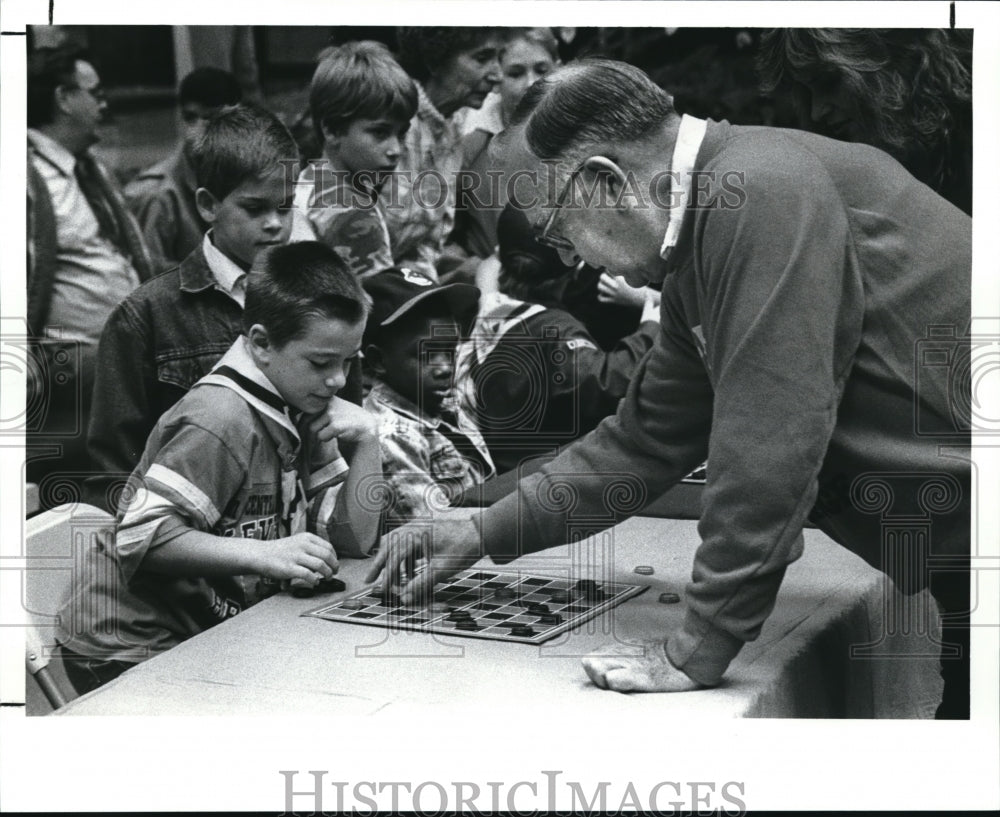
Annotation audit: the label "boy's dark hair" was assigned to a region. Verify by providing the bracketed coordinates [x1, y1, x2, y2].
[27, 45, 87, 128]
[243, 242, 370, 348]
[179, 67, 242, 109]
[310, 41, 417, 147]
[189, 103, 299, 200]
[395, 27, 506, 84]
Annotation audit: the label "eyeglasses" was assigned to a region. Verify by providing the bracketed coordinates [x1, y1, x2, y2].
[534, 161, 583, 253]
[65, 83, 107, 103]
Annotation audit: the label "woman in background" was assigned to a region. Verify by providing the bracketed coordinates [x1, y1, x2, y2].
[389, 27, 505, 281]
[757, 28, 972, 214]
[455, 28, 561, 258]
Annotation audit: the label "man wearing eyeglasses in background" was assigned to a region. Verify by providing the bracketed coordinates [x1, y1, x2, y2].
[371, 58, 972, 719]
[27, 45, 153, 501]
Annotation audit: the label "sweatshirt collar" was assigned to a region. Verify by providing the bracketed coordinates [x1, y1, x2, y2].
[199, 337, 300, 441]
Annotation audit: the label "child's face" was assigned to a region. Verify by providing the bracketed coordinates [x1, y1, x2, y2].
[326, 117, 410, 188]
[251, 314, 365, 415]
[374, 316, 460, 417]
[197, 165, 295, 270]
[499, 38, 557, 123]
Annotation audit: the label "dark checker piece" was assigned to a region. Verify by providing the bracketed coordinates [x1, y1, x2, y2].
[550, 590, 571, 604]
[455, 619, 480, 631]
[658, 592, 681, 604]
[317, 576, 347, 593]
[574, 580, 605, 601]
[538, 613, 563, 625]
[291, 585, 315, 599]
[511, 625, 535, 637]
[633, 566, 655, 576]
[525, 602, 550, 615]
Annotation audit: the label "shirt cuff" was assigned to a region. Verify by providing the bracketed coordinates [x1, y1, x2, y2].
[665, 609, 745, 687]
[309, 456, 349, 494]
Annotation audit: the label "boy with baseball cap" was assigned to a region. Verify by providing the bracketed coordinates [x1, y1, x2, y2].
[362, 267, 494, 528]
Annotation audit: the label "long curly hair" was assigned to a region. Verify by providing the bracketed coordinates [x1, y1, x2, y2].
[757, 29, 971, 193]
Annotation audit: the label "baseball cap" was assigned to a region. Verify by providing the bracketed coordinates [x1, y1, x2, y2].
[362, 267, 480, 344]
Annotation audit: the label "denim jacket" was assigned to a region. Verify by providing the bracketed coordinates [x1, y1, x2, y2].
[86, 244, 364, 511]
[86, 245, 244, 507]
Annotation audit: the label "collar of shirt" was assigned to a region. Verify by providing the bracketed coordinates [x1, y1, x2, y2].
[659, 114, 709, 260]
[202, 231, 247, 306]
[369, 380, 460, 431]
[199, 336, 300, 443]
[28, 128, 78, 177]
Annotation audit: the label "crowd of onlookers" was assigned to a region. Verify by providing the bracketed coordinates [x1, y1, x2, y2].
[26, 27, 973, 700]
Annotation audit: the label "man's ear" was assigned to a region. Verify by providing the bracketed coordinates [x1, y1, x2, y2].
[364, 343, 386, 376]
[53, 84, 75, 117]
[581, 155, 631, 208]
[195, 187, 220, 224]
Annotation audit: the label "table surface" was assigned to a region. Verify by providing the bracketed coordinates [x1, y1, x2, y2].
[57, 516, 943, 718]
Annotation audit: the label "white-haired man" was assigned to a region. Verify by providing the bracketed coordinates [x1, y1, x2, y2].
[371, 59, 971, 718]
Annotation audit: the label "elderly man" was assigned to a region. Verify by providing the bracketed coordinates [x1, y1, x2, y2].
[371, 59, 971, 718]
[27, 46, 153, 493]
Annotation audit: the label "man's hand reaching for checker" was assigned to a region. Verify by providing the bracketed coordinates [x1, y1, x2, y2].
[365, 511, 482, 604]
[582, 639, 705, 693]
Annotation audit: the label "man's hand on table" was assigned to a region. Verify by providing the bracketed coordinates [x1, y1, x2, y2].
[365, 511, 482, 605]
[582, 639, 704, 693]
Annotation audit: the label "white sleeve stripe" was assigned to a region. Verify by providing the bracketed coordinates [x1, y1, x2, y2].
[146, 463, 221, 527]
[311, 457, 349, 488]
[119, 485, 177, 526]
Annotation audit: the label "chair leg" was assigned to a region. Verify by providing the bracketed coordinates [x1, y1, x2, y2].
[30, 665, 69, 711]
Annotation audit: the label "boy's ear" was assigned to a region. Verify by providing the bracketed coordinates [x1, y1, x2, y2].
[363, 343, 385, 375]
[246, 324, 273, 363]
[194, 187, 220, 224]
[320, 121, 342, 152]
